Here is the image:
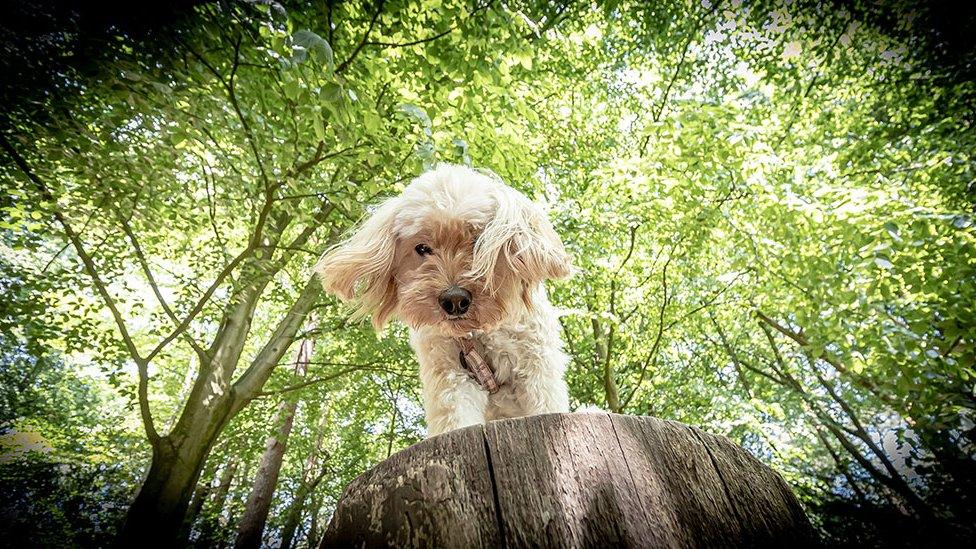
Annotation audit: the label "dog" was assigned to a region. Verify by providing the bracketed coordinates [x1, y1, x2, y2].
[315, 164, 573, 436]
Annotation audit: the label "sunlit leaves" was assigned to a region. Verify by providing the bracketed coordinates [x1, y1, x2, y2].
[2, 0, 974, 544]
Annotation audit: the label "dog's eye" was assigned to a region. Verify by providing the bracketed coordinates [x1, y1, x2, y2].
[415, 243, 433, 256]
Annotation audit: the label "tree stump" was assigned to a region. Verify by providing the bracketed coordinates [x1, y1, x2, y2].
[320, 413, 817, 548]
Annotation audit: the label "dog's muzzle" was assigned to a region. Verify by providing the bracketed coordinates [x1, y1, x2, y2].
[439, 285, 471, 316]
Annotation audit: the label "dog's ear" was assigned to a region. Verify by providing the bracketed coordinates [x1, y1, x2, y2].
[472, 186, 572, 291]
[315, 198, 399, 330]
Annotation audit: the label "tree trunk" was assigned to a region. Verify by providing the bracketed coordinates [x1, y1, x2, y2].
[321, 413, 817, 548]
[233, 400, 297, 548]
[195, 458, 238, 547]
[278, 497, 305, 549]
[279, 467, 328, 549]
[211, 459, 239, 517]
[182, 461, 217, 541]
[305, 493, 323, 549]
[234, 336, 315, 549]
[117, 396, 234, 548]
[116, 279, 321, 547]
[116, 286, 262, 548]
[280, 408, 329, 549]
[591, 318, 620, 412]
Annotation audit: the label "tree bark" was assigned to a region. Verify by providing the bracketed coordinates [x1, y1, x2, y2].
[192, 457, 238, 547]
[305, 494, 323, 549]
[117, 395, 235, 548]
[233, 400, 298, 549]
[278, 493, 306, 549]
[211, 459, 239, 518]
[115, 279, 322, 548]
[182, 460, 218, 541]
[591, 317, 620, 412]
[321, 413, 817, 548]
[234, 336, 315, 549]
[279, 417, 330, 549]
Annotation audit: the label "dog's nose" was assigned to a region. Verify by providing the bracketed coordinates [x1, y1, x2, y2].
[439, 285, 472, 316]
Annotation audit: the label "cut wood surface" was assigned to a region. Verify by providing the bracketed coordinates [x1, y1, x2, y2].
[321, 413, 817, 548]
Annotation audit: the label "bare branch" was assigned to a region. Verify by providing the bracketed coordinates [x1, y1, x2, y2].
[184, 34, 270, 188]
[557, 317, 586, 372]
[620, 240, 676, 410]
[651, 0, 721, 123]
[708, 315, 753, 398]
[284, 142, 364, 180]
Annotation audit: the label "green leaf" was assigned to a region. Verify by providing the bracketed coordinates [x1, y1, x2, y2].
[283, 79, 301, 100]
[396, 103, 431, 126]
[320, 82, 343, 103]
[293, 30, 334, 74]
[313, 113, 326, 141]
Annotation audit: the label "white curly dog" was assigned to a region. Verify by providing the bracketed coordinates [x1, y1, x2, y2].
[315, 164, 572, 436]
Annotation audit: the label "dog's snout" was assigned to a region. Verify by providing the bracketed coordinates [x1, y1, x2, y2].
[439, 285, 471, 316]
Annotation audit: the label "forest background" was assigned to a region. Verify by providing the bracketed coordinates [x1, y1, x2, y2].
[1, 0, 974, 546]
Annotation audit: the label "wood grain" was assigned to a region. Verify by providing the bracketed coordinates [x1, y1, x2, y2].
[321, 424, 501, 547]
[319, 413, 817, 548]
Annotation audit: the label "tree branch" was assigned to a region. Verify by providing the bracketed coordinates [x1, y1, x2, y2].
[652, 0, 721, 123]
[1, 134, 161, 446]
[230, 277, 322, 410]
[363, 1, 494, 48]
[620, 242, 674, 410]
[116, 209, 210, 361]
[335, 0, 387, 74]
[709, 315, 753, 398]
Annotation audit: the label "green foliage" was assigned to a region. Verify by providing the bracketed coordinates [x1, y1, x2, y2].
[1, 0, 973, 545]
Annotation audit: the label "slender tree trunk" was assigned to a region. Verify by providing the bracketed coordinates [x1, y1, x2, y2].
[234, 400, 298, 548]
[182, 460, 217, 541]
[750, 320, 934, 519]
[278, 499, 306, 549]
[192, 458, 238, 546]
[234, 336, 315, 549]
[281, 405, 331, 549]
[211, 459, 239, 517]
[186, 475, 214, 526]
[813, 429, 869, 505]
[305, 493, 323, 549]
[591, 317, 620, 412]
[280, 467, 329, 549]
[185, 486, 213, 535]
[220, 460, 255, 549]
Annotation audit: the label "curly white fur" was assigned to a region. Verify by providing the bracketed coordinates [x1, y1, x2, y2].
[315, 164, 572, 436]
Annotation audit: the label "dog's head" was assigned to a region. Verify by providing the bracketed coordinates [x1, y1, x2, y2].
[315, 164, 572, 336]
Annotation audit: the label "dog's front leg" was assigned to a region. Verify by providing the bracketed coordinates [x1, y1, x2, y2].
[519, 359, 570, 415]
[421, 370, 488, 436]
[413, 331, 490, 436]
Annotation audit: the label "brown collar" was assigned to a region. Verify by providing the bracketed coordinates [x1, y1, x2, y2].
[456, 336, 499, 394]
